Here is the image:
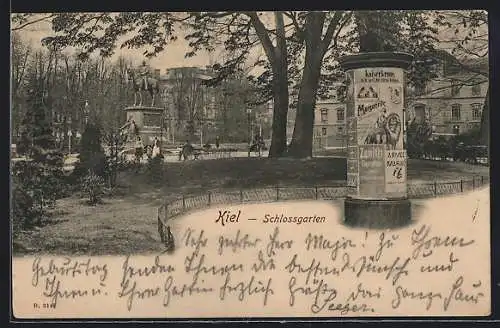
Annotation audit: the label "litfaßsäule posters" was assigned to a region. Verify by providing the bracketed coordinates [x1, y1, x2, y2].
[352, 67, 407, 198]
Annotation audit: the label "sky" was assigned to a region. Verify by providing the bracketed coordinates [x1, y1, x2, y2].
[11, 13, 265, 74]
[14, 18, 214, 72]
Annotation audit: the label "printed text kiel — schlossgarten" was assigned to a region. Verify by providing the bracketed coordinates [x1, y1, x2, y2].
[262, 214, 326, 224]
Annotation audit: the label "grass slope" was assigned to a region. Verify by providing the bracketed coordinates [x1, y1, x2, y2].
[13, 158, 489, 256]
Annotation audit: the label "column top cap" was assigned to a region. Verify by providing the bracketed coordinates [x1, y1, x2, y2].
[339, 52, 413, 71]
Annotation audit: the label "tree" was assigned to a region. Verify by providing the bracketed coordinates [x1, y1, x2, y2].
[11, 32, 32, 141]
[185, 12, 291, 156]
[188, 11, 440, 158]
[186, 12, 356, 157]
[439, 10, 489, 148]
[12, 11, 442, 159]
[18, 56, 55, 155]
[164, 67, 206, 141]
[74, 123, 107, 179]
[12, 74, 65, 230]
[212, 73, 262, 143]
[286, 12, 349, 158]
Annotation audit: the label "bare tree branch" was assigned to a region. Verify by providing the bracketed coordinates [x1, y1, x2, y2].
[244, 12, 276, 63]
[320, 11, 345, 56]
[11, 14, 56, 31]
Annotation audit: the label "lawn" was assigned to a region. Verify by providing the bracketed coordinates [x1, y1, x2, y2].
[13, 157, 489, 256]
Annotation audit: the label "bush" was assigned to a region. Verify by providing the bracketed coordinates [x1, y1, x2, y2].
[76, 124, 108, 179]
[12, 155, 63, 210]
[11, 183, 42, 233]
[11, 84, 68, 235]
[103, 132, 128, 188]
[11, 155, 65, 234]
[145, 155, 164, 183]
[80, 170, 106, 205]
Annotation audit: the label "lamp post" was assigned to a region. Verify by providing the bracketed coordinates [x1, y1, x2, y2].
[67, 116, 72, 154]
[246, 108, 252, 157]
[246, 108, 252, 152]
[67, 129, 73, 154]
[56, 131, 61, 149]
[84, 100, 89, 125]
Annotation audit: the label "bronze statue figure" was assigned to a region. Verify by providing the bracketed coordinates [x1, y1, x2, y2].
[126, 62, 160, 107]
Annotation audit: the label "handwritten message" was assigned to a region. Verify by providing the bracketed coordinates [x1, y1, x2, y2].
[13, 193, 490, 318]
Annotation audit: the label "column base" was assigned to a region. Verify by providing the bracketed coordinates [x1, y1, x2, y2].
[344, 197, 412, 229]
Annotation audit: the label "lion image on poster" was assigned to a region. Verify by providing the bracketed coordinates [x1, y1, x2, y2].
[364, 109, 402, 150]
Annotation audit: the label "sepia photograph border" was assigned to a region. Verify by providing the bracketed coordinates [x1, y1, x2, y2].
[7, 0, 499, 325]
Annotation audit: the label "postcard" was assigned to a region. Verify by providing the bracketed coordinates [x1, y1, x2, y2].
[10, 10, 490, 319]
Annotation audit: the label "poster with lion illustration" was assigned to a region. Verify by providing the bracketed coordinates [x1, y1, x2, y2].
[353, 68, 406, 198]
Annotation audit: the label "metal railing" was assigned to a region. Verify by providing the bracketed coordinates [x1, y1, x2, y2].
[157, 175, 489, 244]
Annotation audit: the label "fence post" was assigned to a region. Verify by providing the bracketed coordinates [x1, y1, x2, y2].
[240, 189, 243, 203]
[481, 176, 484, 185]
[460, 179, 463, 193]
[164, 203, 168, 222]
[157, 208, 164, 243]
[182, 195, 186, 210]
[276, 186, 280, 201]
[472, 177, 475, 190]
[434, 181, 437, 197]
[208, 191, 211, 206]
[315, 186, 318, 200]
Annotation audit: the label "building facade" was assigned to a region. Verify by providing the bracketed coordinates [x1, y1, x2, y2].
[313, 100, 347, 149]
[407, 53, 488, 137]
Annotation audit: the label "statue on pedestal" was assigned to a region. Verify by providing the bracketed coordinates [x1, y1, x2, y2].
[126, 61, 160, 107]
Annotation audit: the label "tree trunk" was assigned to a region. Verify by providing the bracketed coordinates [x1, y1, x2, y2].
[287, 55, 322, 158]
[480, 86, 489, 147]
[268, 66, 288, 157]
[287, 13, 325, 158]
[267, 12, 289, 158]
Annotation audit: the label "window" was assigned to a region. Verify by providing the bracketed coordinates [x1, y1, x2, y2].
[338, 126, 344, 133]
[451, 104, 461, 121]
[472, 84, 481, 96]
[471, 103, 482, 120]
[453, 125, 460, 135]
[336, 108, 345, 122]
[451, 81, 460, 96]
[320, 109, 328, 123]
[322, 127, 327, 136]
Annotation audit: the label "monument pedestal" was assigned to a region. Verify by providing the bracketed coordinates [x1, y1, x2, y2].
[124, 106, 164, 146]
[344, 197, 411, 229]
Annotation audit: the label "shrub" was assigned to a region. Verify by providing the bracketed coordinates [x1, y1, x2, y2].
[12, 155, 63, 210]
[80, 170, 106, 205]
[76, 124, 107, 179]
[145, 155, 164, 183]
[11, 182, 41, 233]
[103, 131, 128, 188]
[11, 84, 68, 235]
[11, 156, 64, 234]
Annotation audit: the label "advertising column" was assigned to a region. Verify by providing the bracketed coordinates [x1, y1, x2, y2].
[340, 52, 413, 228]
[345, 70, 359, 193]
